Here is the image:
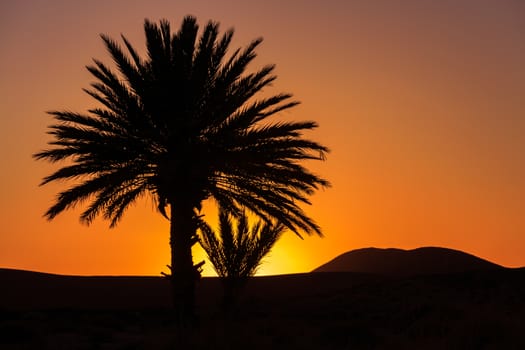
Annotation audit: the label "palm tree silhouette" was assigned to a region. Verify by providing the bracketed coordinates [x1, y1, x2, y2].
[33, 16, 329, 321]
[198, 208, 285, 309]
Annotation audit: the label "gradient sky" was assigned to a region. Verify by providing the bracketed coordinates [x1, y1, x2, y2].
[1, 0, 524, 276]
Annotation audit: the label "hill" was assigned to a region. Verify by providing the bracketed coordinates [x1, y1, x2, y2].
[0, 268, 172, 309]
[312, 247, 503, 275]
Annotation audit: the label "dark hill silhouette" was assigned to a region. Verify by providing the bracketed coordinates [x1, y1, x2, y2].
[0, 268, 172, 309]
[312, 247, 503, 275]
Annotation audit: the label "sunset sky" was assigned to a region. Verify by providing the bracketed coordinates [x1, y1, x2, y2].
[1, 0, 524, 276]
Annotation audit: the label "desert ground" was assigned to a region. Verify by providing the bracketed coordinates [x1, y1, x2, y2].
[0, 269, 525, 349]
[1, 263, 524, 349]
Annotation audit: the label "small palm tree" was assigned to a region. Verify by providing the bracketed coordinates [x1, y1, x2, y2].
[33, 16, 329, 321]
[199, 209, 285, 308]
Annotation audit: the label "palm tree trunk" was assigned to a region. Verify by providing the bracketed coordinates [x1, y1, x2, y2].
[169, 201, 197, 324]
[222, 277, 236, 311]
[221, 277, 247, 314]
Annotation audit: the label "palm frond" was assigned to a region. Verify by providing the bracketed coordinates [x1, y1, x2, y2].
[198, 208, 285, 279]
[35, 15, 329, 237]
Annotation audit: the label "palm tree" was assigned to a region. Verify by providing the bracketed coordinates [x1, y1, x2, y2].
[33, 16, 329, 321]
[198, 208, 285, 308]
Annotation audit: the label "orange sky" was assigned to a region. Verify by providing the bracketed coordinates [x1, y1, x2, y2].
[1, 0, 524, 276]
